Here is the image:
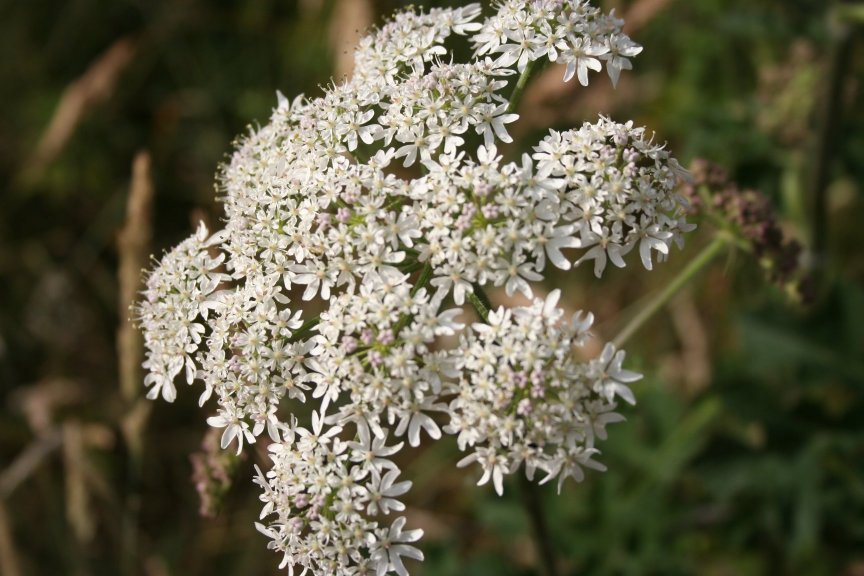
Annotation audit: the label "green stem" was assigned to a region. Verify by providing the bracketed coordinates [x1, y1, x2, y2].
[289, 317, 321, 343]
[471, 282, 493, 311]
[392, 261, 435, 337]
[806, 4, 853, 290]
[467, 284, 492, 323]
[612, 235, 730, 348]
[351, 145, 371, 166]
[411, 261, 434, 298]
[507, 60, 537, 115]
[519, 475, 559, 576]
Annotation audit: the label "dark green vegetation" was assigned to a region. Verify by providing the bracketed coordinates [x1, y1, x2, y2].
[1, 0, 863, 574]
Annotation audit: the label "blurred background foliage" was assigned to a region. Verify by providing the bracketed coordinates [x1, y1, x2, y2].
[1, 0, 863, 574]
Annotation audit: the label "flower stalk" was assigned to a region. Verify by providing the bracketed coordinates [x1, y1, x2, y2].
[613, 234, 730, 348]
[467, 284, 492, 323]
[520, 474, 559, 576]
[508, 59, 537, 114]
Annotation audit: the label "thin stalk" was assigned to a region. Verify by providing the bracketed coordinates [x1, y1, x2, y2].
[467, 287, 491, 323]
[117, 151, 153, 576]
[471, 282, 493, 311]
[0, 502, 21, 576]
[613, 235, 730, 348]
[392, 262, 435, 336]
[411, 261, 435, 298]
[806, 4, 853, 287]
[520, 474, 559, 576]
[508, 60, 537, 115]
[289, 317, 321, 343]
[288, 259, 430, 345]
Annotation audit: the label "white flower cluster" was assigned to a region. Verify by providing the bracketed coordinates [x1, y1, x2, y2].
[137, 2, 692, 574]
[140, 223, 228, 403]
[472, 0, 642, 86]
[255, 417, 421, 575]
[449, 290, 638, 496]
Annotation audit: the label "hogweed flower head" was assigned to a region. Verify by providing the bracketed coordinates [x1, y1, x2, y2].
[137, 2, 693, 574]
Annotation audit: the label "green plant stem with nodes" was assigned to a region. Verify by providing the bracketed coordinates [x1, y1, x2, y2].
[612, 234, 731, 348]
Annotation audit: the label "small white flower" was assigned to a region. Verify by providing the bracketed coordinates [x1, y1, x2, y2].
[474, 103, 519, 148]
[592, 343, 641, 405]
[207, 409, 256, 455]
[369, 517, 424, 576]
[603, 34, 643, 87]
[364, 469, 412, 516]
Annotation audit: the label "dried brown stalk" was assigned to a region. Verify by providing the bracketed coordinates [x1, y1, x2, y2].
[63, 421, 96, 544]
[0, 502, 22, 576]
[117, 151, 155, 575]
[23, 37, 136, 179]
[0, 428, 63, 499]
[0, 417, 64, 576]
[623, 0, 674, 33]
[329, 0, 375, 80]
[117, 151, 153, 404]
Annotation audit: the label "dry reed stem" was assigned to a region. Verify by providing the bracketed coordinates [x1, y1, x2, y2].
[23, 37, 136, 179]
[0, 502, 21, 576]
[623, 0, 674, 33]
[0, 428, 63, 499]
[11, 378, 85, 435]
[117, 151, 155, 576]
[329, 0, 374, 80]
[0, 422, 64, 576]
[117, 151, 153, 404]
[63, 421, 96, 544]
